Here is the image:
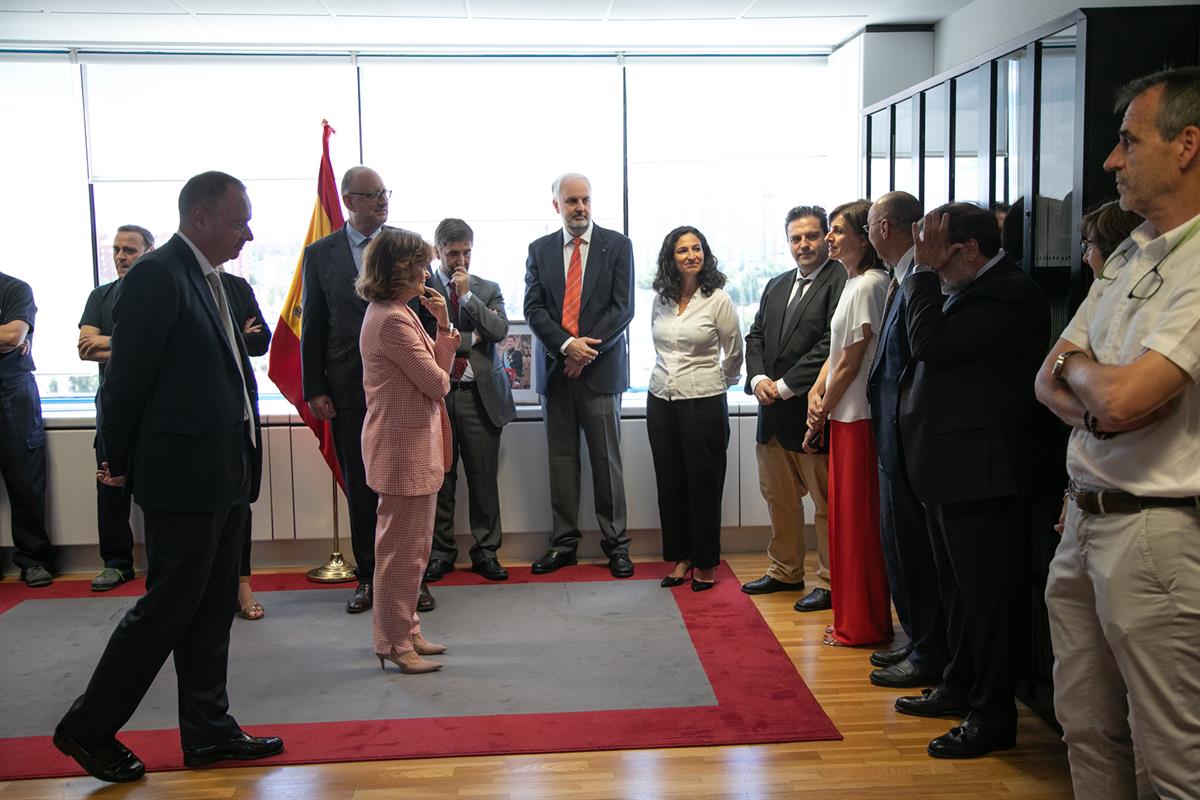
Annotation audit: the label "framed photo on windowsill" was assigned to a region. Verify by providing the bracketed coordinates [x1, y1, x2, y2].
[499, 322, 538, 405]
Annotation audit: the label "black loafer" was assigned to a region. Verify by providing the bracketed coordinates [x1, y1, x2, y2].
[424, 558, 455, 582]
[793, 587, 832, 612]
[927, 719, 1015, 759]
[346, 582, 372, 614]
[417, 581, 436, 612]
[471, 558, 509, 581]
[609, 553, 635, 578]
[741, 575, 806, 595]
[870, 644, 912, 668]
[531, 550, 577, 574]
[870, 658, 941, 688]
[895, 686, 970, 719]
[53, 723, 145, 783]
[183, 732, 284, 768]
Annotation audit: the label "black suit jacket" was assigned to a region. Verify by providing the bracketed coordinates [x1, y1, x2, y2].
[898, 257, 1050, 506]
[866, 273, 911, 478]
[430, 271, 516, 428]
[220, 272, 271, 357]
[744, 261, 847, 451]
[523, 223, 635, 396]
[300, 225, 371, 410]
[99, 234, 262, 512]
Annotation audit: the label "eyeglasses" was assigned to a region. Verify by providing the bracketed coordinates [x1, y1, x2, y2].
[1127, 263, 1163, 300]
[347, 190, 392, 201]
[1080, 238, 1093, 257]
[862, 219, 885, 235]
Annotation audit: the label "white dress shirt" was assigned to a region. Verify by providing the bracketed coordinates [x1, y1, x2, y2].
[649, 287, 744, 400]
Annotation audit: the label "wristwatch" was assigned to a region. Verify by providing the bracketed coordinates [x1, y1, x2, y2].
[1051, 349, 1085, 381]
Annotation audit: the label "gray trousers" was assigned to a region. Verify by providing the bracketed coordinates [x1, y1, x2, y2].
[541, 379, 629, 555]
[1047, 501, 1200, 800]
[432, 383, 503, 565]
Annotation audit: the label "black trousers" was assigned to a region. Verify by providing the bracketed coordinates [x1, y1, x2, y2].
[61, 446, 251, 751]
[331, 406, 378, 583]
[239, 509, 253, 578]
[432, 383, 503, 565]
[0, 372, 54, 571]
[646, 393, 729, 570]
[926, 495, 1028, 732]
[94, 404, 134, 571]
[878, 465, 948, 674]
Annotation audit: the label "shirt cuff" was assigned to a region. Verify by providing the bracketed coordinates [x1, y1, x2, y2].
[459, 290, 473, 304]
[775, 379, 794, 400]
[560, 336, 575, 354]
[750, 374, 768, 391]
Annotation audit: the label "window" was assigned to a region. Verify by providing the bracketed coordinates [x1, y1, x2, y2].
[953, 66, 988, 204]
[923, 84, 949, 210]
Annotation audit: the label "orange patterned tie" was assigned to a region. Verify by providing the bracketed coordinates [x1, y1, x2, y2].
[562, 237, 583, 337]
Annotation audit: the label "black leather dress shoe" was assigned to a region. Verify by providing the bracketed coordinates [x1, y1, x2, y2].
[346, 582, 372, 614]
[793, 587, 832, 612]
[183, 732, 284, 768]
[895, 686, 970, 718]
[531, 550, 577, 574]
[870, 644, 912, 668]
[417, 581, 436, 612]
[471, 558, 509, 581]
[741, 575, 806, 595]
[609, 552, 635, 578]
[424, 558, 455, 582]
[927, 718, 1015, 759]
[53, 723, 145, 783]
[870, 657, 941, 688]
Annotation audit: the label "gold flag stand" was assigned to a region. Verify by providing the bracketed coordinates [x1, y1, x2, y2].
[307, 474, 358, 583]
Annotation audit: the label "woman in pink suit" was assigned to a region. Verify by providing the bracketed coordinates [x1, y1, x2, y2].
[357, 228, 460, 675]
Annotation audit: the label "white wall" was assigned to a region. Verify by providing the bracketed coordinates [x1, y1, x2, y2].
[933, 0, 1198, 75]
[861, 30, 935, 108]
[828, 34, 865, 199]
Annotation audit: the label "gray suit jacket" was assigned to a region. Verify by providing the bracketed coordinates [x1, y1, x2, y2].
[431, 271, 516, 428]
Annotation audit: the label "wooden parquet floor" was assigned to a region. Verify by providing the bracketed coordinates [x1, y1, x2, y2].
[0, 553, 1074, 799]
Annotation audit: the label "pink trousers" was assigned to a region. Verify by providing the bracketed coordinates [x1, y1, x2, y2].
[373, 492, 436, 658]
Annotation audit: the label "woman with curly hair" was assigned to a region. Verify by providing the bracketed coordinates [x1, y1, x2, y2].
[647, 226, 743, 591]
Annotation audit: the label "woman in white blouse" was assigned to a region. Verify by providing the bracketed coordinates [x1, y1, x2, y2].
[648, 226, 744, 592]
[804, 200, 893, 646]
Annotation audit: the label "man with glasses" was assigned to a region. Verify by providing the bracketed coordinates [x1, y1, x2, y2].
[1035, 66, 1200, 798]
[896, 202, 1049, 759]
[79, 225, 154, 591]
[301, 165, 434, 613]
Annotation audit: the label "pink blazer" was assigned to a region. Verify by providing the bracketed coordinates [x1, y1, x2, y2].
[360, 300, 459, 497]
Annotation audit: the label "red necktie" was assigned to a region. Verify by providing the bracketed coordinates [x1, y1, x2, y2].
[562, 237, 583, 337]
[446, 282, 468, 381]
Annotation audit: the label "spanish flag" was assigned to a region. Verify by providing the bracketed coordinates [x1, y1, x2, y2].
[267, 120, 344, 485]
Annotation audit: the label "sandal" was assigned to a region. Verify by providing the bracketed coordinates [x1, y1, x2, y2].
[239, 602, 265, 621]
[822, 632, 845, 647]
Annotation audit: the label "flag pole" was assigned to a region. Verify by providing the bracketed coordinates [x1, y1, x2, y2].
[307, 473, 357, 583]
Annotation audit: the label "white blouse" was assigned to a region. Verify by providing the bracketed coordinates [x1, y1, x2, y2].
[826, 268, 888, 423]
[649, 287, 744, 400]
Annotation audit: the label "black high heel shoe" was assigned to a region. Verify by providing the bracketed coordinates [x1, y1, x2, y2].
[661, 562, 693, 587]
[691, 578, 715, 592]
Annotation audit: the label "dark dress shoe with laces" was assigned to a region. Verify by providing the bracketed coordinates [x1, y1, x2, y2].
[417, 581, 436, 612]
[471, 558, 509, 581]
[870, 657, 941, 688]
[793, 587, 832, 612]
[183, 732, 284, 768]
[870, 644, 912, 668]
[53, 723, 145, 783]
[895, 686, 970, 718]
[609, 552, 635, 578]
[424, 558, 455, 582]
[741, 575, 806, 595]
[927, 718, 1015, 759]
[346, 582, 372, 614]
[531, 550, 578, 574]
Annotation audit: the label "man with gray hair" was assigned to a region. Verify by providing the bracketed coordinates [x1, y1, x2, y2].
[1036, 66, 1200, 798]
[79, 224, 155, 592]
[423, 218, 516, 583]
[524, 173, 635, 577]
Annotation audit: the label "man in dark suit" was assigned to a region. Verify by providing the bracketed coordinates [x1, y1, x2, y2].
[863, 192, 949, 688]
[78, 225, 155, 592]
[300, 165, 433, 613]
[523, 173, 635, 578]
[423, 218, 517, 583]
[895, 203, 1049, 759]
[54, 172, 282, 783]
[741, 206, 845, 612]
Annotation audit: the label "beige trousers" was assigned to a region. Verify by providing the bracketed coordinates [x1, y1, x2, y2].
[1046, 501, 1200, 800]
[755, 436, 830, 587]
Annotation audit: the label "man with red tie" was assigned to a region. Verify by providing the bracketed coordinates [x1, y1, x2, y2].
[523, 173, 636, 578]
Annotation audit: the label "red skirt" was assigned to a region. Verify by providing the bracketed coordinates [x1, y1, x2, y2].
[828, 419, 894, 645]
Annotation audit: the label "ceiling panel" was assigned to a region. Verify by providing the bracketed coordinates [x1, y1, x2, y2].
[609, 0, 751, 20]
[48, 11, 215, 41]
[0, 9, 89, 38]
[324, 0, 468, 17]
[470, 0, 611, 20]
[182, 0, 330, 14]
[197, 13, 342, 41]
[0, 0, 181, 10]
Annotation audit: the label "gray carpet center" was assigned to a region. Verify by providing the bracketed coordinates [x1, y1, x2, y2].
[2, 581, 716, 738]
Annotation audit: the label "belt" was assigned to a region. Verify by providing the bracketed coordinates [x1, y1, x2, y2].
[449, 380, 476, 392]
[1070, 489, 1200, 515]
